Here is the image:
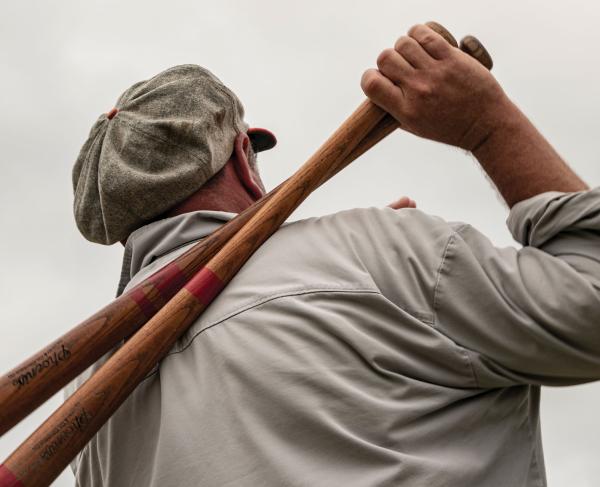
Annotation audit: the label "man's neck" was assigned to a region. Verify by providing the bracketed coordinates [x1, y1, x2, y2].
[164, 162, 258, 218]
[165, 190, 254, 216]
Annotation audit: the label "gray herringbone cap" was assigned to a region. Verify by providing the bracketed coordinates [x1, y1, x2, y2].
[73, 64, 263, 245]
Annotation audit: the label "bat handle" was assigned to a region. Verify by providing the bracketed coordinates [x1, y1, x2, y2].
[425, 21, 493, 71]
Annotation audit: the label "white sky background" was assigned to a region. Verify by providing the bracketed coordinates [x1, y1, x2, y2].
[1, 1, 599, 485]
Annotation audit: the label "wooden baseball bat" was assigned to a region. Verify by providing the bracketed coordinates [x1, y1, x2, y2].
[0, 23, 493, 487]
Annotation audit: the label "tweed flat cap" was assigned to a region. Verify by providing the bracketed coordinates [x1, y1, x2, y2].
[72, 64, 275, 245]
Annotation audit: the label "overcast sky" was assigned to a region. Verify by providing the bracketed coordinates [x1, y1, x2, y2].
[1, 1, 599, 485]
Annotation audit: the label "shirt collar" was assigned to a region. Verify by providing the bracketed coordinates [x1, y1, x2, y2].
[116, 210, 236, 296]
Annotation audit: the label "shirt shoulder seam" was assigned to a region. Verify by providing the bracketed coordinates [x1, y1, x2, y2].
[433, 226, 480, 388]
[139, 287, 430, 383]
[174, 287, 380, 357]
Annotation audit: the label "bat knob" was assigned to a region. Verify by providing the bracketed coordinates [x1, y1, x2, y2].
[425, 21, 459, 48]
[460, 35, 494, 70]
[425, 21, 494, 71]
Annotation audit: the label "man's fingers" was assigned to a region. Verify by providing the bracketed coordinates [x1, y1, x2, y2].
[377, 48, 413, 85]
[394, 36, 434, 69]
[361, 69, 405, 122]
[387, 196, 417, 210]
[408, 24, 453, 60]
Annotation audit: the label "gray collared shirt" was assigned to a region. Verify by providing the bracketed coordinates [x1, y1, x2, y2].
[67, 188, 600, 487]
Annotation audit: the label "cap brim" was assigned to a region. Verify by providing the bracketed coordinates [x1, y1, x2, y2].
[248, 127, 277, 153]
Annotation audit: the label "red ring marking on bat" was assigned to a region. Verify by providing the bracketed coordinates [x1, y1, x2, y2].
[149, 264, 189, 302]
[128, 287, 157, 319]
[0, 465, 24, 487]
[184, 267, 224, 306]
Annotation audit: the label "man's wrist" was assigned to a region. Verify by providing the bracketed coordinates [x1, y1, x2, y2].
[469, 96, 588, 207]
[470, 96, 520, 158]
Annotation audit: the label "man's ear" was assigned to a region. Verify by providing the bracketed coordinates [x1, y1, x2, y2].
[231, 132, 265, 200]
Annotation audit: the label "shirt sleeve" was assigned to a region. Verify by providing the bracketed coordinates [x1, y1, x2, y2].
[434, 187, 600, 387]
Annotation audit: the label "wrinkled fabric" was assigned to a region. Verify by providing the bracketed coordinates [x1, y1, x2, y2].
[66, 187, 600, 487]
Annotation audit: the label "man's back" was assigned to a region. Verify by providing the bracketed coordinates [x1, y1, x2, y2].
[67, 188, 600, 486]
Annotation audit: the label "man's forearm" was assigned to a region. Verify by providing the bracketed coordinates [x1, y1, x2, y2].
[472, 97, 589, 207]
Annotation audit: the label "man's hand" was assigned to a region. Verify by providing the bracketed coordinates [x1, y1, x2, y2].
[361, 24, 507, 151]
[362, 24, 588, 207]
[387, 196, 416, 210]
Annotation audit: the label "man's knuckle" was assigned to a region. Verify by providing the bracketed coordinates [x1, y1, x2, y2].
[442, 54, 462, 75]
[361, 71, 381, 94]
[394, 36, 412, 53]
[407, 24, 423, 37]
[376, 48, 395, 70]
[420, 33, 438, 46]
[416, 83, 433, 97]
[435, 40, 453, 57]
